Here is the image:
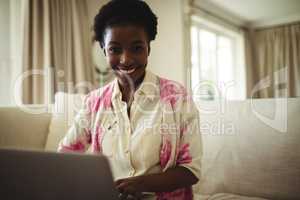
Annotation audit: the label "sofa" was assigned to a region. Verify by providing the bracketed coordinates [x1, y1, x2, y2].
[0, 93, 299, 200]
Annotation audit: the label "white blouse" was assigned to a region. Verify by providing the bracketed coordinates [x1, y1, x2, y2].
[58, 70, 202, 199]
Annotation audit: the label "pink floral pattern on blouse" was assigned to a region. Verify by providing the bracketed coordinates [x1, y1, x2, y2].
[91, 125, 103, 153]
[60, 141, 86, 152]
[159, 78, 187, 109]
[58, 71, 202, 200]
[160, 138, 172, 169]
[157, 78, 198, 199]
[157, 187, 193, 200]
[87, 84, 113, 113]
[176, 143, 193, 165]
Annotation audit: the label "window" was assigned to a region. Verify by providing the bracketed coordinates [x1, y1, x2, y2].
[190, 16, 246, 101]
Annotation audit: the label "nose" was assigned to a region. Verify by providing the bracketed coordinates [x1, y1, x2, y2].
[120, 51, 134, 67]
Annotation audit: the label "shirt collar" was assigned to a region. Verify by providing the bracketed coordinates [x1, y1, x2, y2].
[111, 70, 159, 101]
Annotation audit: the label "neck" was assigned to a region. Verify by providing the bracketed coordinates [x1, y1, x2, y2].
[119, 72, 146, 104]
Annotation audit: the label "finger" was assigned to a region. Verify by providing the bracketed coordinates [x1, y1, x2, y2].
[115, 178, 125, 186]
[123, 186, 138, 196]
[127, 194, 137, 200]
[116, 182, 133, 194]
[116, 181, 130, 191]
[118, 192, 128, 200]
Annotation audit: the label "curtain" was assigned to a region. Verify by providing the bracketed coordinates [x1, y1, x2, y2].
[21, 0, 96, 104]
[245, 23, 300, 98]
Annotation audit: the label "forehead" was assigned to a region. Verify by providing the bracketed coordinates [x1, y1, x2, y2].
[104, 25, 148, 46]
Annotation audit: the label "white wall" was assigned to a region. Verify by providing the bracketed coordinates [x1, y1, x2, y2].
[145, 0, 185, 84]
[87, 0, 186, 85]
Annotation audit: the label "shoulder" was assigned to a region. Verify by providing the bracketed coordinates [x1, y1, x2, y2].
[157, 76, 189, 109]
[84, 81, 115, 113]
[88, 81, 114, 99]
[158, 76, 187, 99]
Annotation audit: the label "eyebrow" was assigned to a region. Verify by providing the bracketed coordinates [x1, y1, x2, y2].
[107, 41, 120, 46]
[107, 40, 146, 46]
[132, 40, 145, 45]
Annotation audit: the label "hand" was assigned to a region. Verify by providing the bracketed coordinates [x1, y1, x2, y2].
[115, 176, 144, 200]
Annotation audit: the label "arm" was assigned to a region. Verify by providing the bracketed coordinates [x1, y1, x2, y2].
[57, 94, 92, 153]
[116, 96, 202, 196]
[115, 166, 198, 194]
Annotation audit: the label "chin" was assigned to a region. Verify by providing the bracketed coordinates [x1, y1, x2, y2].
[116, 69, 145, 87]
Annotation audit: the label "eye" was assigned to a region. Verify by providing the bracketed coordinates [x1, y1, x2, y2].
[132, 45, 145, 53]
[108, 46, 122, 54]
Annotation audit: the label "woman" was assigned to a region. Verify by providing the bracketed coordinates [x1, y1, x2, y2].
[58, 0, 202, 199]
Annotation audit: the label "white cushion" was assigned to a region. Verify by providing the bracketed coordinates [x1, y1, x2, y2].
[0, 106, 51, 150]
[198, 98, 300, 199]
[206, 193, 267, 200]
[45, 92, 84, 151]
[44, 93, 300, 199]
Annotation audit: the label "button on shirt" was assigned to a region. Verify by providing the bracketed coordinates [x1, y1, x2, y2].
[104, 71, 163, 180]
[58, 70, 202, 199]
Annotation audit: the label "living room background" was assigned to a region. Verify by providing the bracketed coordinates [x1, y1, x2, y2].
[0, 0, 299, 105]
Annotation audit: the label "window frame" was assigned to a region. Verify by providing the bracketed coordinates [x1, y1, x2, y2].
[190, 15, 246, 100]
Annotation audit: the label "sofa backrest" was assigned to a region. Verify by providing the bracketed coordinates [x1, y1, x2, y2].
[2, 94, 299, 200]
[0, 106, 52, 150]
[198, 98, 300, 200]
[45, 92, 84, 151]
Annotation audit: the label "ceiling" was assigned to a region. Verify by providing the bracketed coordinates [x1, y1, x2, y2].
[194, 0, 300, 27]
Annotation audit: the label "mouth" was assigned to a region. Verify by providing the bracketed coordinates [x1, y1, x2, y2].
[118, 68, 136, 74]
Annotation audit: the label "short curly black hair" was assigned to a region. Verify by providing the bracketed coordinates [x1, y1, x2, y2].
[93, 0, 158, 48]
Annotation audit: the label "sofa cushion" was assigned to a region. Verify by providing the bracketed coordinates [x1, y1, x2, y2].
[44, 114, 69, 151]
[0, 106, 51, 150]
[198, 98, 300, 200]
[44, 93, 300, 199]
[45, 92, 84, 151]
[206, 193, 267, 200]
[196, 193, 267, 200]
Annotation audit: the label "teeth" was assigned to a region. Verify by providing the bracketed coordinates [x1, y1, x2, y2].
[119, 68, 136, 74]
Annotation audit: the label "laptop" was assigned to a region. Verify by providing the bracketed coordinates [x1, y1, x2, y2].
[0, 148, 119, 200]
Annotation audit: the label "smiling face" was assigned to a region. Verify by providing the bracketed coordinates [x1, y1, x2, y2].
[103, 25, 150, 90]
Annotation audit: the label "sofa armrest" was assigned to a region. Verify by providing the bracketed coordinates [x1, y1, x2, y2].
[0, 106, 52, 150]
